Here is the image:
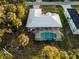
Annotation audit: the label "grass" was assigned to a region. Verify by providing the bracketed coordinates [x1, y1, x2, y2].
[57, 5, 69, 49]
[40, 5, 60, 14]
[69, 0, 79, 1]
[71, 5, 79, 8]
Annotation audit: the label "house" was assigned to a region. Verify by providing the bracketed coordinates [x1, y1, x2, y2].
[26, 8, 62, 41]
[62, 5, 79, 35]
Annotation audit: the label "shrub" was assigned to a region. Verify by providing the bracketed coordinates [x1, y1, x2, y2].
[0, 28, 12, 44]
[60, 51, 69, 59]
[12, 18, 22, 28]
[68, 51, 76, 59]
[75, 49, 79, 59]
[0, 18, 4, 24]
[0, 38, 2, 44]
[7, 4, 17, 12]
[36, 45, 60, 59]
[0, 28, 12, 37]
[17, 4, 26, 21]
[18, 33, 29, 47]
[7, 12, 16, 22]
[0, 5, 5, 13]
[0, 29, 6, 37]
[0, 50, 13, 59]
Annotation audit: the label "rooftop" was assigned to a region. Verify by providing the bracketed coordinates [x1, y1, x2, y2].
[26, 8, 62, 28]
[67, 8, 79, 29]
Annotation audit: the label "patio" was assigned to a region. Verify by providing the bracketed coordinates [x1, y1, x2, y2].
[35, 28, 62, 41]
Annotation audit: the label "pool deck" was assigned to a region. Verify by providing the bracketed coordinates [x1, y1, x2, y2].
[35, 29, 62, 41]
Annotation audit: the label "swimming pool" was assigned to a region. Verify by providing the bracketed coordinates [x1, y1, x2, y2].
[40, 32, 57, 40]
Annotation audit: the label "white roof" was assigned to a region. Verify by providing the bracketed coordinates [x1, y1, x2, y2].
[26, 8, 62, 28]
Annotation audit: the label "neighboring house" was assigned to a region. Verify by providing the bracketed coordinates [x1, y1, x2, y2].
[26, 8, 62, 41]
[62, 5, 79, 35]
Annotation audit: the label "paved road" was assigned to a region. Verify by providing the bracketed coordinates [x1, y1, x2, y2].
[24, 2, 79, 5]
[64, 0, 69, 2]
[36, 0, 42, 2]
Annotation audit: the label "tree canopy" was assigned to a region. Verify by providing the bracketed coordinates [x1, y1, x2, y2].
[18, 33, 29, 47]
[33, 45, 60, 59]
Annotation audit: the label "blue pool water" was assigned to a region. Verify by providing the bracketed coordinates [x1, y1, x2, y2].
[41, 32, 57, 39]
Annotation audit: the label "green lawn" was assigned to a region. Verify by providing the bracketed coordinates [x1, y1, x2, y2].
[69, 0, 79, 1]
[72, 5, 79, 8]
[40, 5, 60, 14]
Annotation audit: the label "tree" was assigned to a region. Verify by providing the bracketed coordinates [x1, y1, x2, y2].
[5, 28, 12, 33]
[7, 12, 16, 22]
[0, 38, 2, 44]
[0, 29, 6, 37]
[0, 13, 6, 24]
[12, 18, 22, 28]
[0, 28, 12, 44]
[68, 51, 76, 59]
[0, 50, 13, 59]
[0, 5, 6, 24]
[5, 0, 25, 4]
[70, 54, 76, 59]
[0, 18, 4, 24]
[35, 45, 60, 59]
[3, 3, 9, 11]
[0, 5, 5, 13]
[60, 51, 69, 59]
[7, 4, 16, 12]
[18, 33, 29, 47]
[17, 4, 26, 20]
[0, 28, 12, 37]
[75, 49, 79, 59]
